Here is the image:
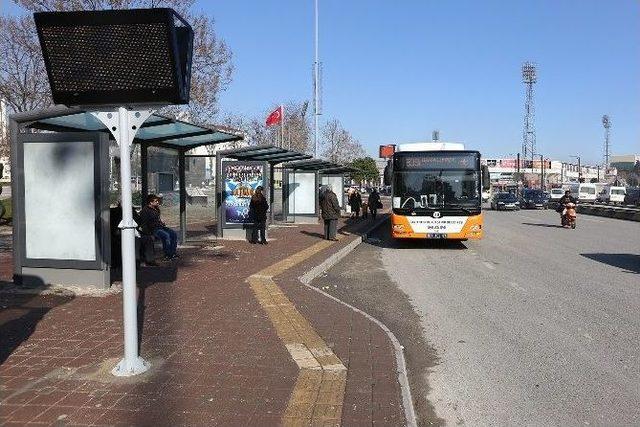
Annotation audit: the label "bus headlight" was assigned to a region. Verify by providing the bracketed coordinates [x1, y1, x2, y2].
[470, 224, 481, 231]
[392, 224, 406, 231]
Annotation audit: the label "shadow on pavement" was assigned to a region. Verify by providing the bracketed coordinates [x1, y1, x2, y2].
[581, 253, 640, 274]
[0, 286, 74, 364]
[300, 230, 325, 239]
[521, 222, 565, 228]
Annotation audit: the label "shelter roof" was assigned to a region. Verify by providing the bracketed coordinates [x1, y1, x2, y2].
[10, 105, 243, 151]
[216, 145, 312, 164]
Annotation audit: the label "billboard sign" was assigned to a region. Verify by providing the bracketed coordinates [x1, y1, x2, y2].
[222, 161, 265, 227]
[379, 144, 395, 159]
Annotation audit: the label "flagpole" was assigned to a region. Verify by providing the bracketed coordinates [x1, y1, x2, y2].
[280, 105, 285, 149]
[313, 0, 319, 158]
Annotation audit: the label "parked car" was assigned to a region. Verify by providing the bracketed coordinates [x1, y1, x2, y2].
[491, 192, 520, 211]
[624, 187, 640, 206]
[520, 189, 549, 209]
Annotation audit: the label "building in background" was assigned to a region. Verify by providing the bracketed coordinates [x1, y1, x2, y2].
[483, 157, 606, 190]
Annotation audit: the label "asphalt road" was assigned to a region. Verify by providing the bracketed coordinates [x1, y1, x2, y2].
[312, 208, 640, 426]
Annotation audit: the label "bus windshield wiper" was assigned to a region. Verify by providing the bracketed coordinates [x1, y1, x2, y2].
[444, 203, 477, 214]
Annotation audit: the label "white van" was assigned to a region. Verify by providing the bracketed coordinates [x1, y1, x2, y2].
[549, 188, 565, 201]
[569, 183, 597, 203]
[600, 186, 626, 204]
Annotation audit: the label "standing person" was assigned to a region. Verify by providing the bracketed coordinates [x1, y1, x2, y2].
[320, 185, 341, 241]
[139, 194, 178, 260]
[361, 200, 369, 219]
[368, 188, 381, 220]
[350, 189, 362, 219]
[249, 186, 269, 244]
[347, 187, 355, 218]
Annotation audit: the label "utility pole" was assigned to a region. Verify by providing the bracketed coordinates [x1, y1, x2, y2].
[570, 155, 582, 182]
[602, 115, 611, 173]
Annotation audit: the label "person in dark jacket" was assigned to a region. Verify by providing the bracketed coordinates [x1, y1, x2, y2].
[139, 194, 178, 260]
[349, 190, 362, 218]
[368, 188, 381, 219]
[320, 185, 341, 241]
[556, 190, 577, 212]
[249, 186, 269, 244]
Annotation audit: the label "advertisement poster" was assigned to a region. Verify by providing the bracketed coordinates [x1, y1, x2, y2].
[222, 162, 265, 226]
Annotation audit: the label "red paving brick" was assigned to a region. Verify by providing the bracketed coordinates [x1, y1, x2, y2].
[0, 218, 406, 425]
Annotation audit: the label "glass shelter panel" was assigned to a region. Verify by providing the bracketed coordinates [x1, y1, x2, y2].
[289, 172, 315, 214]
[24, 141, 96, 260]
[321, 175, 344, 208]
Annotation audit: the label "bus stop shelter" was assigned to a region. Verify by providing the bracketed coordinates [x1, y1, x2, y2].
[282, 159, 358, 223]
[215, 145, 311, 238]
[10, 105, 243, 288]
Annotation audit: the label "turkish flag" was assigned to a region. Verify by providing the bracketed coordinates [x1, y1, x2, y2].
[265, 106, 282, 127]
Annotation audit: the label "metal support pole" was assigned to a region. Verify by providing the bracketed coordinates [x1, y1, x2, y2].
[216, 154, 223, 238]
[578, 157, 582, 182]
[141, 143, 148, 202]
[178, 150, 187, 244]
[269, 164, 275, 225]
[540, 154, 544, 190]
[92, 108, 152, 377]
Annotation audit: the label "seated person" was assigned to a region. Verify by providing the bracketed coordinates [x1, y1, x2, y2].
[139, 194, 178, 260]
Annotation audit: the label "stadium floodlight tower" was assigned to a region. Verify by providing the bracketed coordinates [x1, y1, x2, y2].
[602, 115, 611, 171]
[34, 8, 193, 376]
[521, 62, 537, 167]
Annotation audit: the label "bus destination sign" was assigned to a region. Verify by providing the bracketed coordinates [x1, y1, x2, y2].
[395, 153, 478, 170]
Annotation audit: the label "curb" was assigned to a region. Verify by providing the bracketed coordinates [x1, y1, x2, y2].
[299, 215, 418, 427]
[577, 205, 640, 222]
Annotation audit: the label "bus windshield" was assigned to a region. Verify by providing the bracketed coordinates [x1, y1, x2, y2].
[393, 169, 480, 210]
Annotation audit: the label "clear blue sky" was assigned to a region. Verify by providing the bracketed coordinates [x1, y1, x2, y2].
[202, 0, 639, 164]
[4, 0, 638, 164]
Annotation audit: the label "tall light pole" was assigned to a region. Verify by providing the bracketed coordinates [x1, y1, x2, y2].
[313, 0, 321, 158]
[521, 62, 537, 166]
[602, 115, 611, 172]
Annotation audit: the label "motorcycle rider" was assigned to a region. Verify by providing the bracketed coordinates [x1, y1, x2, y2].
[557, 190, 577, 225]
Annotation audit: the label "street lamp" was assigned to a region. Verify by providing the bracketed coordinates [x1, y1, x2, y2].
[532, 153, 546, 190]
[569, 155, 581, 182]
[35, 8, 193, 377]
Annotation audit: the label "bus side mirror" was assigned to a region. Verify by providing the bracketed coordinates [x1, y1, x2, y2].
[481, 165, 490, 191]
[383, 160, 392, 186]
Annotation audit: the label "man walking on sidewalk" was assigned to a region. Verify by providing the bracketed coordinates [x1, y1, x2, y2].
[320, 185, 341, 241]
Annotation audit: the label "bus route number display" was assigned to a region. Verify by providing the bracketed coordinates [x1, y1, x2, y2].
[395, 154, 477, 169]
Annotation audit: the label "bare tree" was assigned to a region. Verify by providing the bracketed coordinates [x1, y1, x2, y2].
[221, 101, 312, 152]
[320, 118, 365, 164]
[1, 0, 233, 121]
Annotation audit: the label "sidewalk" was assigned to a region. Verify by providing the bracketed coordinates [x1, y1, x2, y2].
[0, 216, 408, 426]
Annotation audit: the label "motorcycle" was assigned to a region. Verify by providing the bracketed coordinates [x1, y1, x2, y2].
[561, 202, 577, 229]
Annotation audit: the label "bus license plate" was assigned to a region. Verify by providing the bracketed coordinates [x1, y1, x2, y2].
[428, 233, 447, 239]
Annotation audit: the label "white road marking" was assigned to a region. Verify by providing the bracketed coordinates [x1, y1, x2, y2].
[482, 261, 496, 270]
[509, 282, 527, 293]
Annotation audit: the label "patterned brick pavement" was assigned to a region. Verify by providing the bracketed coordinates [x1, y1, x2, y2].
[0, 218, 406, 426]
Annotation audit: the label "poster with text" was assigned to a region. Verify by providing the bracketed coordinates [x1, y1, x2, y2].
[223, 162, 265, 226]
